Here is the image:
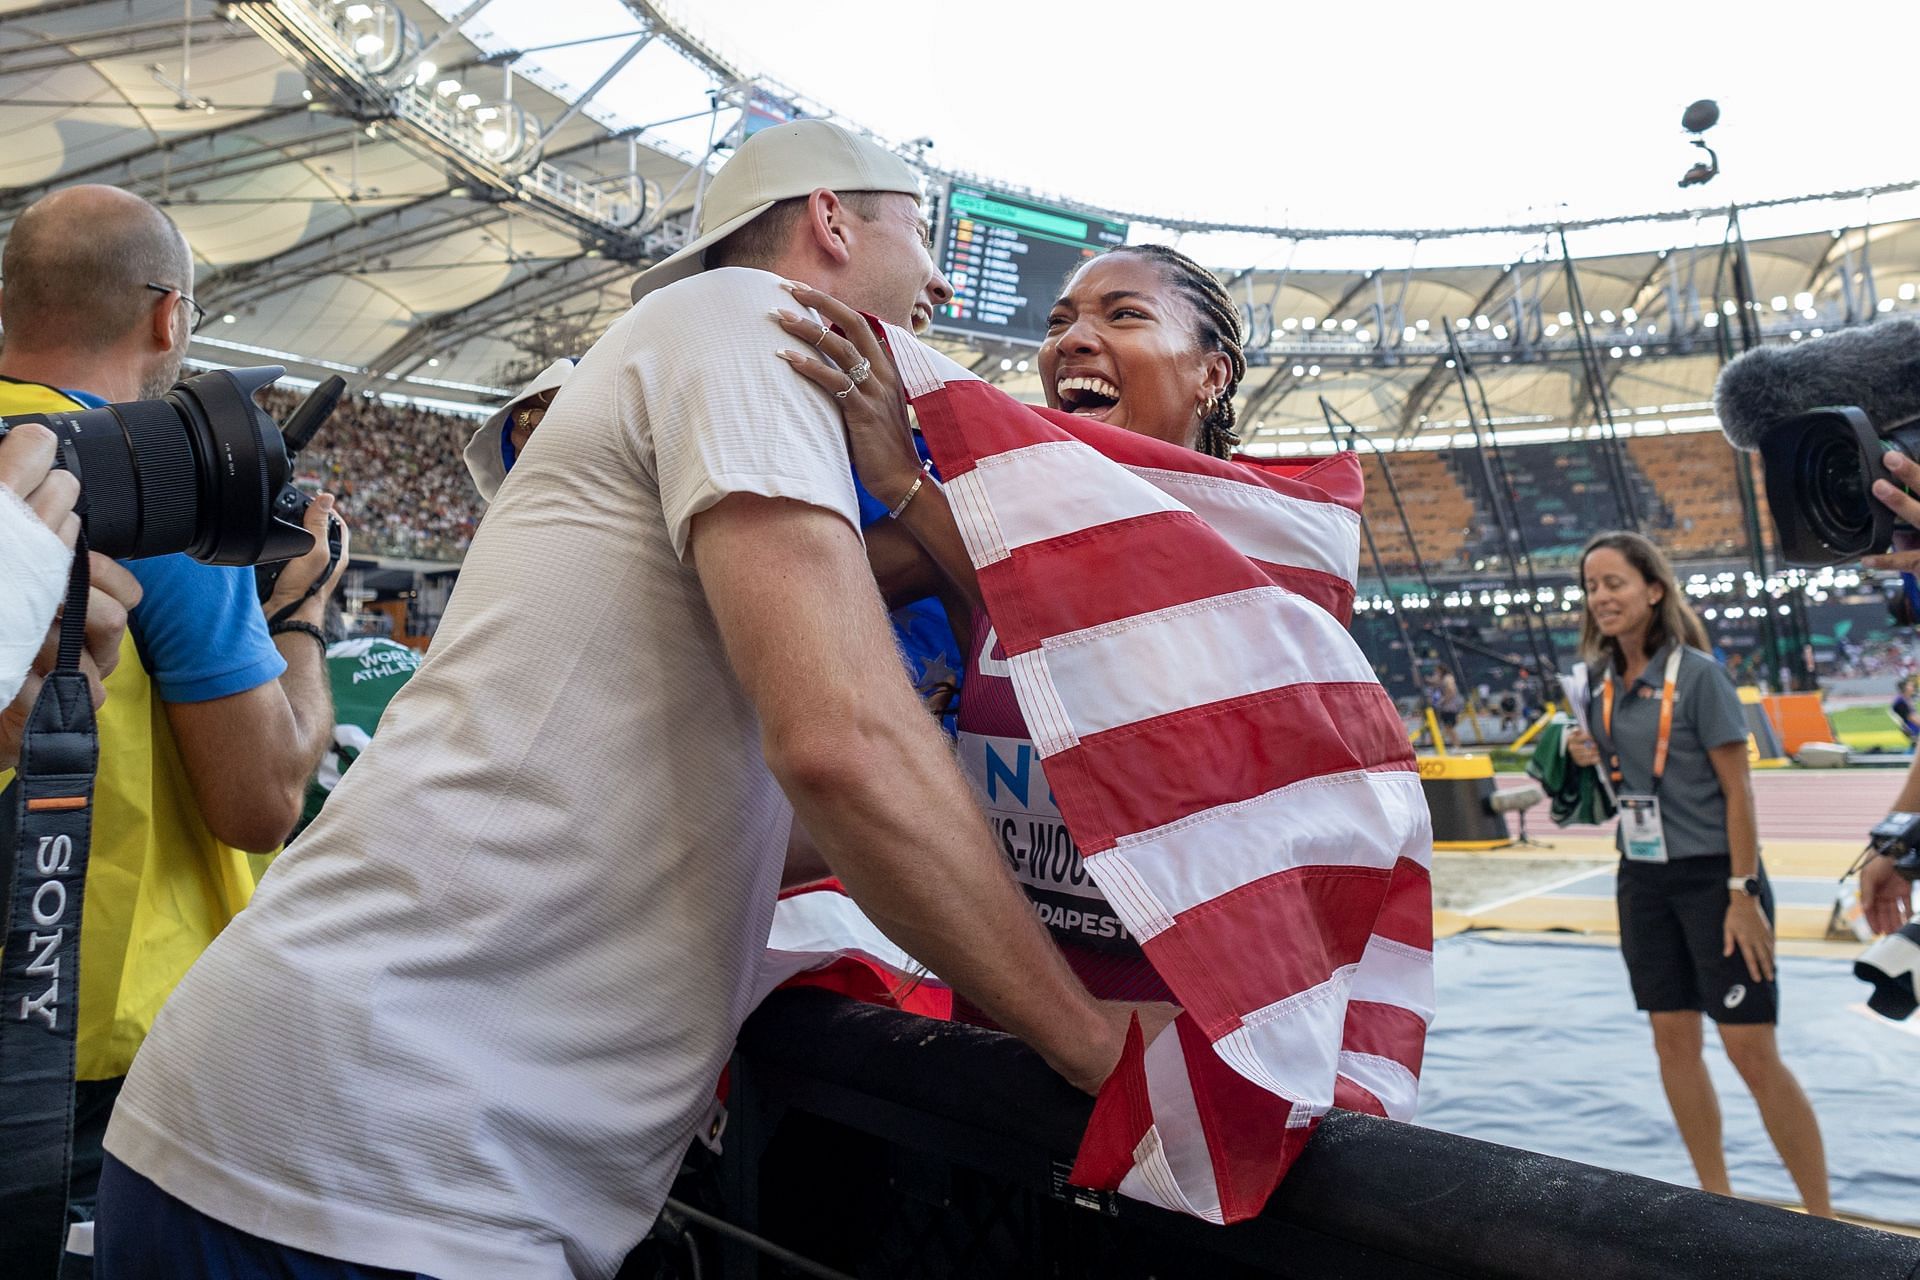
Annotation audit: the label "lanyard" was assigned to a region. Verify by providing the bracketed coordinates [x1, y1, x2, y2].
[1601, 647, 1683, 792]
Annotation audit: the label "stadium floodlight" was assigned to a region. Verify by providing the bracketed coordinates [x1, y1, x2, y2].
[1415, 318, 1430, 333]
[1793, 291, 1814, 309]
[1544, 323, 1560, 336]
[1557, 311, 1572, 326]
[1884, 298, 1901, 312]
[1302, 317, 1317, 330]
[1770, 296, 1788, 311]
[456, 92, 481, 109]
[1281, 317, 1298, 331]
[1307, 364, 1321, 377]
[1598, 309, 1614, 323]
[414, 61, 437, 86]
[339, 0, 412, 77]
[1292, 365, 1306, 377]
[1902, 284, 1917, 301]
[437, 78, 461, 97]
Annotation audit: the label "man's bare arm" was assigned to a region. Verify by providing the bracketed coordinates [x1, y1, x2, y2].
[166, 496, 345, 851]
[693, 491, 1129, 1092]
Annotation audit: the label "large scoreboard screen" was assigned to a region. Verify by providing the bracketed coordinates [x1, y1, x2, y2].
[935, 182, 1128, 345]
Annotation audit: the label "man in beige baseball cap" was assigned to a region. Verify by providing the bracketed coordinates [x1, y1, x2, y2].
[101, 114, 1142, 1280]
[629, 118, 948, 331]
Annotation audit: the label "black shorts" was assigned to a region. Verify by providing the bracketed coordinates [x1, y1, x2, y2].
[1616, 855, 1778, 1024]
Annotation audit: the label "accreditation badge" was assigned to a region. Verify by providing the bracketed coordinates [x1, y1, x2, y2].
[1620, 795, 1669, 864]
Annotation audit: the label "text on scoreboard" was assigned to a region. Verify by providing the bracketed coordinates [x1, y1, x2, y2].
[935, 183, 1128, 345]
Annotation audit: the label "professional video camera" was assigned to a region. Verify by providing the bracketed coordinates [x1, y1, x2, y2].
[0, 365, 338, 567]
[1714, 317, 1920, 567]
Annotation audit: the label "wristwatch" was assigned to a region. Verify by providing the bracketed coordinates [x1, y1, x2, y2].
[1727, 875, 1761, 897]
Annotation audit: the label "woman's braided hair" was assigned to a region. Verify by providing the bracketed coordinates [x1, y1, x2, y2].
[1106, 243, 1247, 458]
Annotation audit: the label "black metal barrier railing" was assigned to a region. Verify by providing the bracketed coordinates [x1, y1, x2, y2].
[664, 988, 1920, 1280]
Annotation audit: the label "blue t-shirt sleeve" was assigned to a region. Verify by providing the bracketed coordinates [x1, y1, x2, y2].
[125, 555, 286, 703]
[854, 434, 937, 529]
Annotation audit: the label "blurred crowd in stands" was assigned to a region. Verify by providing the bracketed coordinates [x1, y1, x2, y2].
[261, 388, 483, 562]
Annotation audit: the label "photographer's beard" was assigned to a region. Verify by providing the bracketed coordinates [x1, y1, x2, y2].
[138, 333, 187, 399]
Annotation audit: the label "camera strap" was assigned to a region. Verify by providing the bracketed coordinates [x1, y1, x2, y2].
[0, 537, 99, 1280]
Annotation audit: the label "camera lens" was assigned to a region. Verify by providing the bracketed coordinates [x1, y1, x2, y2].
[1795, 421, 1873, 552]
[0, 367, 313, 565]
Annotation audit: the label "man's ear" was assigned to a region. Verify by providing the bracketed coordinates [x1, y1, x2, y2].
[150, 289, 182, 353]
[802, 189, 855, 267]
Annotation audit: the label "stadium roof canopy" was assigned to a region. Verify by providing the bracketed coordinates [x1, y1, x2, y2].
[6, 0, 1920, 449]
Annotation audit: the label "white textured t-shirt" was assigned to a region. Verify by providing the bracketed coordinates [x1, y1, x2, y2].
[106, 268, 861, 1280]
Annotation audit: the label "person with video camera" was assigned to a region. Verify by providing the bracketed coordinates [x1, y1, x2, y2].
[0, 184, 348, 1229]
[1854, 471, 1920, 937]
[1712, 318, 1920, 939]
[1566, 531, 1831, 1217]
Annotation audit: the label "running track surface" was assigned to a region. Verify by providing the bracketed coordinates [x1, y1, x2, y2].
[1505, 768, 1899, 845]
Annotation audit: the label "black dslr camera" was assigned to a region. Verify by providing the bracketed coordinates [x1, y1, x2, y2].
[0, 365, 338, 567]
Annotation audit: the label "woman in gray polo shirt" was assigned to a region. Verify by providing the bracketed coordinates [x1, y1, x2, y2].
[1568, 531, 1831, 1216]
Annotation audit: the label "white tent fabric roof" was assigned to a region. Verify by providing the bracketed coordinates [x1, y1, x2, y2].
[5, 0, 1918, 446]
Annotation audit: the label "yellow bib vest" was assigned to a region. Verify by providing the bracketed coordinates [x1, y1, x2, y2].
[0, 378, 258, 1080]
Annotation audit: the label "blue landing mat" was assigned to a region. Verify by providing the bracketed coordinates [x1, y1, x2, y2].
[1417, 933, 1920, 1225]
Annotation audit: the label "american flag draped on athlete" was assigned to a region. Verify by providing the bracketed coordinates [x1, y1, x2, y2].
[757, 323, 1434, 1226]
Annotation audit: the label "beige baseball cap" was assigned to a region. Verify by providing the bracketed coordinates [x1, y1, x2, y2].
[628, 119, 922, 304]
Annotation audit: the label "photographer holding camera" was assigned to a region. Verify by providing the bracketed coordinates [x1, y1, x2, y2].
[0, 184, 348, 1227]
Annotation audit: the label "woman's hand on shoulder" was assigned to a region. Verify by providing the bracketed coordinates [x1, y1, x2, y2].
[771, 282, 923, 508]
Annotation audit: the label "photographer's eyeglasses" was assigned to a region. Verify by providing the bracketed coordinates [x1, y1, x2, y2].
[144, 282, 208, 334]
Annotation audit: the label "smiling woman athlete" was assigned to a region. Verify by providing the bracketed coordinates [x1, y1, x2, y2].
[771, 243, 1245, 1006]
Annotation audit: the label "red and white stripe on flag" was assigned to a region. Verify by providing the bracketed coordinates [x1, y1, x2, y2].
[879, 322, 1434, 1225]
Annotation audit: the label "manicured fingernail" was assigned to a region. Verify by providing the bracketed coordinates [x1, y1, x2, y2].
[779, 279, 803, 292]
[769, 308, 797, 322]
[775, 349, 800, 362]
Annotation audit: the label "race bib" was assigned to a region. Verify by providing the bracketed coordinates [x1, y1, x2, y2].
[1620, 794, 1669, 864]
[957, 730, 1139, 956]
